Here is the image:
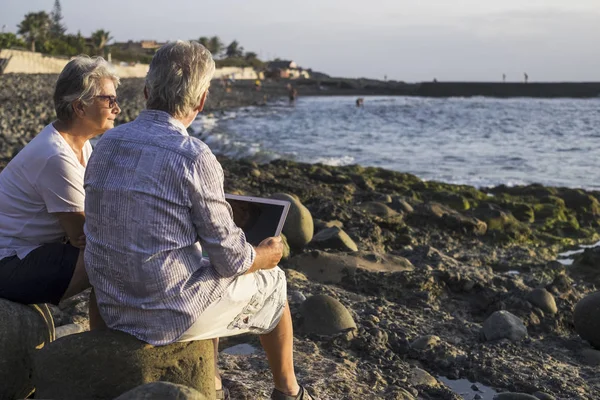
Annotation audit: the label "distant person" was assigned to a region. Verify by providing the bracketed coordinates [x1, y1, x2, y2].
[84, 40, 314, 400]
[255, 79, 262, 91]
[0, 55, 121, 307]
[384, 74, 387, 81]
[503, 73, 506, 83]
[288, 85, 298, 103]
[356, 98, 364, 107]
[524, 73, 529, 83]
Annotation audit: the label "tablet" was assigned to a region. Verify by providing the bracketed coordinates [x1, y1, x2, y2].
[225, 194, 291, 246]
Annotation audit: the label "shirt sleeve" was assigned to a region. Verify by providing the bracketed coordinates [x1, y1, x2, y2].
[189, 150, 255, 278]
[35, 153, 86, 213]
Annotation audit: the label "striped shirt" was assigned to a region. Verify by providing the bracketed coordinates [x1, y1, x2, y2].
[83, 110, 256, 345]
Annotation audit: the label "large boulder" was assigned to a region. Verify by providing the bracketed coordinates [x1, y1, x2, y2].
[0, 300, 54, 400]
[310, 226, 358, 252]
[574, 292, 600, 349]
[270, 193, 314, 250]
[114, 382, 207, 400]
[300, 294, 357, 335]
[289, 250, 413, 284]
[483, 311, 527, 342]
[33, 329, 215, 400]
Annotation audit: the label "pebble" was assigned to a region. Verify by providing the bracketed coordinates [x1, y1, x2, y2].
[289, 290, 306, 304]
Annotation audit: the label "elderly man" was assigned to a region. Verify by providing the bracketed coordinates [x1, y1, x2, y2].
[84, 41, 313, 400]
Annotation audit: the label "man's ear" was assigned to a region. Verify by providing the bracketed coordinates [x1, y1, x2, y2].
[144, 86, 149, 100]
[195, 90, 209, 113]
[72, 100, 86, 118]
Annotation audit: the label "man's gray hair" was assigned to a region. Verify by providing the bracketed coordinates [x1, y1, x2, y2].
[145, 40, 215, 118]
[53, 55, 120, 122]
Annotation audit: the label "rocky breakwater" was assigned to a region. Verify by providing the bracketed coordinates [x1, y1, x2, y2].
[3, 74, 600, 398]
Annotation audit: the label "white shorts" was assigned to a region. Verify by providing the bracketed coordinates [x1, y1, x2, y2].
[178, 267, 287, 341]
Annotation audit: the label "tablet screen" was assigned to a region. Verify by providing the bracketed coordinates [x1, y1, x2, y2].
[225, 194, 290, 246]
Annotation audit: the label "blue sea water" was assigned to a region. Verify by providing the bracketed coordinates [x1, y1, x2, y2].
[190, 96, 600, 190]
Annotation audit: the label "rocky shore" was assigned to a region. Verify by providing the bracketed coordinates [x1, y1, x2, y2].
[2, 74, 600, 399]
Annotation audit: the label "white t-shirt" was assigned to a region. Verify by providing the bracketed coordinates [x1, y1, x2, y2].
[0, 123, 92, 260]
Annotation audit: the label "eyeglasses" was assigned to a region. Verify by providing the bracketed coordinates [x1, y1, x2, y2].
[95, 95, 119, 108]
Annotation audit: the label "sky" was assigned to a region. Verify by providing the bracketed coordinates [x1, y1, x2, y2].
[1, 0, 599, 82]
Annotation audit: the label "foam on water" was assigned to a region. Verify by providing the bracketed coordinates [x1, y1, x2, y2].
[197, 96, 600, 190]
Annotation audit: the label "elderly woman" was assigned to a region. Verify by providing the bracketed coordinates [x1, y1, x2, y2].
[0, 55, 120, 306]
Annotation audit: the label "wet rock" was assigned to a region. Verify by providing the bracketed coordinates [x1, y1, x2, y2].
[571, 247, 600, 285]
[532, 392, 556, 400]
[289, 250, 413, 284]
[574, 292, 600, 348]
[580, 348, 600, 366]
[55, 323, 84, 339]
[387, 387, 416, 400]
[0, 300, 55, 400]
[289, 290, 306, 304]
[360, 201, 399, 218]
[409, 368, 439, 387]
[425, 190, 471, 211]
[409, 202, 487, 236]
[494, 393, 539, 400]
[114, 382, 207, 400]
[313, 219, 343, 233]
[391, 196, 414, 214]
[410, 335, 441, 351]
[310, 226, 358, 252]
[483, 311, 527, 342]
[270, 193, 314, 250]
[33, 330, 215, 399]
[300, 294, 357, 336]
[527, 288, 557, 315]
[472, 204, 531, 241]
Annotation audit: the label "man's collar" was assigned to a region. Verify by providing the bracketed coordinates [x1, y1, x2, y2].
[138, 109, 189, 136]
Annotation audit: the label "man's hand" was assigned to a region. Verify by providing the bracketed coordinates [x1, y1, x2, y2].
[258, 236, 283, 269]
[245, 236, 283, 274]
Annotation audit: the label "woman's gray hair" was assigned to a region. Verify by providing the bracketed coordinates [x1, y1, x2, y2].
[53, 55, 120, 122]
[145, 40, 215, 118]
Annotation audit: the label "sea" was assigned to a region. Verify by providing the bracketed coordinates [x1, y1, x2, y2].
[189, 96, 600, 190]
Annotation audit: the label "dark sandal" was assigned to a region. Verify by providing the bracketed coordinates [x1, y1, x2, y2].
[271, 385, 314, 400]
[216, 387, 230, 400]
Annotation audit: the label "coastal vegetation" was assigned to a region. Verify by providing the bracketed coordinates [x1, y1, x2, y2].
[0, 0, 267, 68]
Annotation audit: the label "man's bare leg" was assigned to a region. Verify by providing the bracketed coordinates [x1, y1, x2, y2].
[88, 288, 106, 330]
[213, 338, 222, 390]
[60, 250, 89, 300]
[259, 302, 300, 396]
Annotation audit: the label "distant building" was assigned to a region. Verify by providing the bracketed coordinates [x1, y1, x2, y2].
[113, 40, 166, 52]
[265, 60, 310, 79]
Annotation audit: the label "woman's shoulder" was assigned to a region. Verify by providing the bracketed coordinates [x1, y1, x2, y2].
[27, 124, 72, 158]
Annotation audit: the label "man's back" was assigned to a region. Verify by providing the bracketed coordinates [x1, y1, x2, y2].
[84, 110, 254, 345]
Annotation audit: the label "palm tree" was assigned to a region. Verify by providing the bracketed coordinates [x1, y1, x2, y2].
[17, 11, 51, 52]
[91, 29, 112, 56]
[198, 36, 210, 49]
[208, 36, 223, 57]
[225, 40, 243, 58]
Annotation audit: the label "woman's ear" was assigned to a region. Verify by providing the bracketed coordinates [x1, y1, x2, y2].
[72, 100, 86, 118]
